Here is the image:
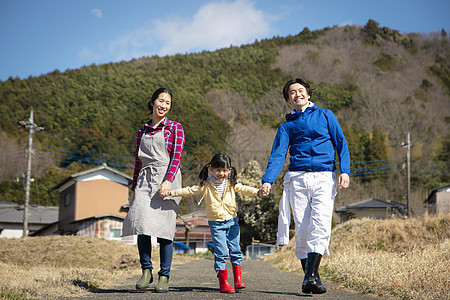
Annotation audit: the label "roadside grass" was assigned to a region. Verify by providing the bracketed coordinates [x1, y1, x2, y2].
[0, 236, 193, 299]
[262, 213, 450, 300]
[1, 214, 448, 299]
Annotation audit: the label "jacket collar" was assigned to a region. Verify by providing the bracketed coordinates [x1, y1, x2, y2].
[285, 103, 317, 121]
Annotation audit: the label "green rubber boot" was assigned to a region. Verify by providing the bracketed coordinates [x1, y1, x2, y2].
[155, 275, 169, 293]
[135, 268, 153, 289]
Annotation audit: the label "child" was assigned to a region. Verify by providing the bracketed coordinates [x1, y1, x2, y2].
[170, 153, 266, 294]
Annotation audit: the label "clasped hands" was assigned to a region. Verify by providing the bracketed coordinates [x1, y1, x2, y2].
[158, 180, 172, 197]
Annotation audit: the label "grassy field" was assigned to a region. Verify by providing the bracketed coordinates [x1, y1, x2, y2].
[0, 213, 448, 299]
[0, 236, 193, 299]
[263, 213, 450, 300]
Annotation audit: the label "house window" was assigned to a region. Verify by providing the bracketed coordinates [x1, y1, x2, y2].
[110, 229, 121, 238]
[64, 193, 71, 207]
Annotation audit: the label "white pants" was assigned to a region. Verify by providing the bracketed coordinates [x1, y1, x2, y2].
[277, 171, 337, 259]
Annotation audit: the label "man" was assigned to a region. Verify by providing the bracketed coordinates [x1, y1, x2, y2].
[261, 78, 350, 294]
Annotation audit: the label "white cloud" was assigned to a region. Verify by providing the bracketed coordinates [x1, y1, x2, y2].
[155, 0, 271, 55]
[78, 46, 101, 62]
[339, 20, 353, 27]
[91, 8, 103, 19]
[79, 0, 272, 63]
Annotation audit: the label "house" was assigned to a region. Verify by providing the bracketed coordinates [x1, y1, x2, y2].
[335, 198, 407, 222]
[70, 214, 125, 241]
[425, 184, 450, 215]
[0, 200, 58, 238]
[53, 163, 132, 239]
[175, 210, 213, 254]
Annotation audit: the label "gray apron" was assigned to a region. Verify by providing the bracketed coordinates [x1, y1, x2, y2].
[122, 128, 182, 240]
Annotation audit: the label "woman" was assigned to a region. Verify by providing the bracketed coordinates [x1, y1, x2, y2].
[261, 78, 350, 294]
[122, 87, 185, 293]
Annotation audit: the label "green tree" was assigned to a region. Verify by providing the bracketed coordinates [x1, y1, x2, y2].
[236, 160, 278, 243]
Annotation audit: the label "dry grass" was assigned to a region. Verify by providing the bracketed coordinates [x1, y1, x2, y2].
[0, 236, 192, 299]
[262, 213, 450, 300]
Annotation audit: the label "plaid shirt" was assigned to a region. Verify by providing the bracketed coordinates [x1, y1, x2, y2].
[131, 117, 185, 191]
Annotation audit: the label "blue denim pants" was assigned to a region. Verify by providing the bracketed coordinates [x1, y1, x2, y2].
[137, 235, 173, 277]
[209, 217, 243, 272]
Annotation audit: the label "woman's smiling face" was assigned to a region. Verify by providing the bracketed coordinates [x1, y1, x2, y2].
[152, 92, 172, 119]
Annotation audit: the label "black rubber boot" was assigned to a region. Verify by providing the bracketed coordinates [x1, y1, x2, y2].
[302, 252, 326, 294]
[314, 255, 326, 294]
[300, 258, 306, 291]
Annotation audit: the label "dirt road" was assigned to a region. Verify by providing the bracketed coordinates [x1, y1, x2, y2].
[70, 258, 380, 299]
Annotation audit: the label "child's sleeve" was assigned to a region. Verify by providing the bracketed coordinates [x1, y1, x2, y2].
[171, 185, 203, 197]
[235, 183, 259, 197]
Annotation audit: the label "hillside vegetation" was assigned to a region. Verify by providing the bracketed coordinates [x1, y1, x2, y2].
[0, 20, 448, 222]
[263, 213, 450, 300]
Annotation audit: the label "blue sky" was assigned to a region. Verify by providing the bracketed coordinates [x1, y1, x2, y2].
[1, 0, 449, 81]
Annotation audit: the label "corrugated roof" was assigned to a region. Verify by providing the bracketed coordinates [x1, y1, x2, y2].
[0, 203, 58, 224]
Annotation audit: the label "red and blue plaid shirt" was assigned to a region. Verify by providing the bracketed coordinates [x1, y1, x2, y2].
[131, 117, 185, 191]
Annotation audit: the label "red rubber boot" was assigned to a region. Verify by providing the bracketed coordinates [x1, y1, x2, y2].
[232, 265, 246, 289]
[217, 270, 235, 293]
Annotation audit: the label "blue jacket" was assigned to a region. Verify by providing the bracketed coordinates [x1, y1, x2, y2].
[262, 104, 351, 184]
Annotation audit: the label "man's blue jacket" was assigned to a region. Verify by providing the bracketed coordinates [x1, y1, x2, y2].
[262, 104, 351, 185]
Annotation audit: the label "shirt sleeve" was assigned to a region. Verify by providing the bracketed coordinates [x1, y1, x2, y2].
[262, 124, 290, 184]
[235, 183, 259, 197]
[325, 110, 351, 175]
[131, 129, 143, 191]
[171, 185, 203, 197]
[165, 122, 185, 182]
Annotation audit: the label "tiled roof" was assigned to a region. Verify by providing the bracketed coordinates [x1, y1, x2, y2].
[70, 214, 125, 224]
[53, 163, 132, 190]
[0, 203, 58, 224]
[425, 184, 450, 203]
[176, 210, 208, 226]
[335, 198, 406, 212]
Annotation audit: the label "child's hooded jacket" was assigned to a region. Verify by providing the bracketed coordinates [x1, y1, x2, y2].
[171, 180, 258, 221]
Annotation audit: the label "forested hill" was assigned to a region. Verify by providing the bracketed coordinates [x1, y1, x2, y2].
[0, 20, 449, 209]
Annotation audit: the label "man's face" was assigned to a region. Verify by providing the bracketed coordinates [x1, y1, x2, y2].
[287, 83, 310, 111]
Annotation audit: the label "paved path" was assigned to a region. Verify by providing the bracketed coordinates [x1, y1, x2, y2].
[71, 258, 380, 299]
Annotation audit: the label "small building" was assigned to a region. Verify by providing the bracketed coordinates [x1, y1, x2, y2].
[0, 200, 58, 238]
[335, 198, 407, 222]
[246, 242, 276, 260]
[425, 184, 450, 215]
[53, 163, 132, 239]
[70, 214, 125, 241]
[175, 210, 213, 254]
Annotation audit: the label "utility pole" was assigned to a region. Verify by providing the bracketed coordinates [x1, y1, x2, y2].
[19, 110, 44, 237]
[405, 132, 411, 217]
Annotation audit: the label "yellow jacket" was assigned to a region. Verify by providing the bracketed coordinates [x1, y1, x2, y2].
[171, 180, 259, 221]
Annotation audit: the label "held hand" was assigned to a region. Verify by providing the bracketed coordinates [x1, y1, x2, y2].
[260, 183, 272, 197]
[257, 189, 266, 198]
[158, 180, 172, 197]
[338, 173, 350, 192]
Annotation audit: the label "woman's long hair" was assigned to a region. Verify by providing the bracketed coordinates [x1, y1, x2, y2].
[198, 153, 237, 187]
